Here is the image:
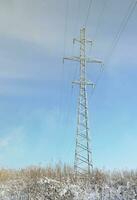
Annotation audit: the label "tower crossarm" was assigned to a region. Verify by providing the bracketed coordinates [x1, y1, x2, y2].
[72, 80, 95, 87]
[73, 38, 92, 45]
[86, 59, 102, 64]
[63, 56, 80, 63]
[64, 56, 102, 65]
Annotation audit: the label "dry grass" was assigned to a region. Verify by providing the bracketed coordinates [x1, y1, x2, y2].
[0, 165, 137, 186]
[0, 166, 137, 200]
[0, 163, 74, 183]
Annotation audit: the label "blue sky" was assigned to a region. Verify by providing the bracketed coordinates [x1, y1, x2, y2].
[0, 0, 137, 170]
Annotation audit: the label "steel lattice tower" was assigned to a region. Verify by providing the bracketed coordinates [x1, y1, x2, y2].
[64, 28, 102, 177]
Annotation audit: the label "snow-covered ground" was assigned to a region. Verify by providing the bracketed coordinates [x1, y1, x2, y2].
[0, 176, 137, 200]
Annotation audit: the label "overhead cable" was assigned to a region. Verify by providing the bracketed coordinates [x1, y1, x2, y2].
[91, 0, 137, 96]
[85, 0, 93, 28]
[104, 0, 137, 65]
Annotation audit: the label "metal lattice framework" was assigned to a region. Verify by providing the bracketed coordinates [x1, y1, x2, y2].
[64, 28, 102, 178]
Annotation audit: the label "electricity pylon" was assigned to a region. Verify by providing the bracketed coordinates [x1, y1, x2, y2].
[64, 27, 102, 178]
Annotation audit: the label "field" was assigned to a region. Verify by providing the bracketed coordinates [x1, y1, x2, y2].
[0, 166, 137, 200]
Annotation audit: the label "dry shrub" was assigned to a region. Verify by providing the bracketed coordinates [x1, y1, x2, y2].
[0, 169, 17, 182]
[0, 165, 137, 186]
[91, 169, 107, 185]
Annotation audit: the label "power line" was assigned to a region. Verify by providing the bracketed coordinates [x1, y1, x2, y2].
[85, 0, 93, 28]
[63, 0, 69, 57]
[94, 0, 108, 41]
[104, 0, 137, 65]
[90, 0, 137, 97]
[65, 0, 80, 131]
[58, 0, 69, 124]
[64, 0, 82, 159]
[61, 0, 137, 171]
[76, 0, 81, 30]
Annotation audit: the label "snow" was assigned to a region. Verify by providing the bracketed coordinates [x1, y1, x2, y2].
[0, 172, 137, 199]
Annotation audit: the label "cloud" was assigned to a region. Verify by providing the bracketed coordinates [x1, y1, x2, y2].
[0, 134, 11, 148]
[0, 126, 26, 167]
[0, 0, 66, 54]
[0, 126, 25, 148]
[0, 0, 136, 83]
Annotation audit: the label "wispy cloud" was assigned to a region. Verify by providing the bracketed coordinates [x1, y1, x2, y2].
[0, 0, 136, 82]
[0, 0, 66, 53]
[0, 126, 25, 149]
[0, 126, 26, 167]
